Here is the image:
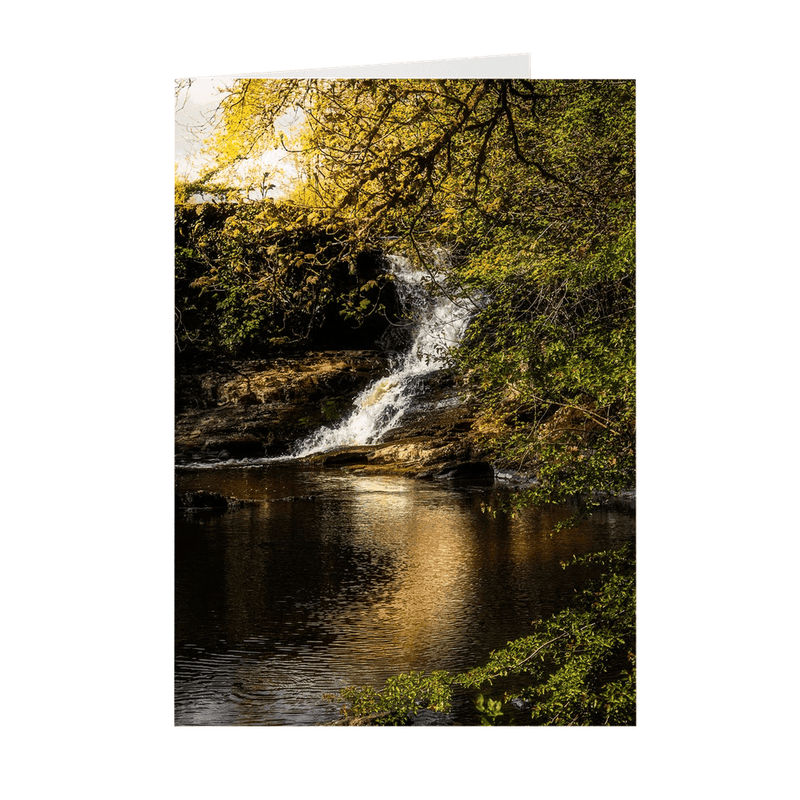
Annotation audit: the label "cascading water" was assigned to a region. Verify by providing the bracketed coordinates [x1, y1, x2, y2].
[292, 255, 475, 457]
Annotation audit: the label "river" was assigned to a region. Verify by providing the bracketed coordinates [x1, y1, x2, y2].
[175, 462, 634, 725]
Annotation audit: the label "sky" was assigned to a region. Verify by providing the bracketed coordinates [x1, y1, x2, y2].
[174, 76, 239, 184]
[175, 76, 301, 196]
[174, 76, 228, 174]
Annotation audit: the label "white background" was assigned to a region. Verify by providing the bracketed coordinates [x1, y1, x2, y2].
[3, 3, 797, 797]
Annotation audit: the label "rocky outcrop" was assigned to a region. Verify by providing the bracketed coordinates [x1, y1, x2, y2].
[304, 369, 491, 480]
[175, 350, 491, 479]
[175, 353, 636, 504]
[175, 351, 388, 462]
[317, 441, 493, 481]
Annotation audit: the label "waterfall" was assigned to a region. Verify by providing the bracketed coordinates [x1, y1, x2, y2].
[292, 254, 474, 457]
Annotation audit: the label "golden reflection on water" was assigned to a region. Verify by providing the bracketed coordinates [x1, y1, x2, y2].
[326, 474, 483, 676]
[176, 465, 634, 723]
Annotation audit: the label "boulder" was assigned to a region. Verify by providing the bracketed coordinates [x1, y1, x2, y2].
[435, 462, 495, 481]
[321, 448, 373, 466]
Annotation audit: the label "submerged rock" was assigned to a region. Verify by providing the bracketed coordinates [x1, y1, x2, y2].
[435, 462, 494, 481]
[175, 490, 228, 510]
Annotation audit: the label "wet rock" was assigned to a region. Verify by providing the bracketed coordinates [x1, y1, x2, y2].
[175, 490, 228, 510]
[592, 490, 636, 513]
[175, 351, 388, 462]
[494, 469, 538, 486]
[435, 462, 494, 481]
[321, 448, 373, 466]
[176, 491, 263, 511]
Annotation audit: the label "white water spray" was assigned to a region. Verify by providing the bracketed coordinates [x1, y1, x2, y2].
[292, 255, 474, 457]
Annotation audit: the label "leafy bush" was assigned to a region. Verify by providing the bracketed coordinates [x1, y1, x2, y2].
[333, 544, 635, 726]
[175, 197, 395, 356]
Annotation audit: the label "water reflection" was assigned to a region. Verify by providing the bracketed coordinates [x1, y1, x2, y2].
[329, 474, 480, 675]
[175, 464, 634, 725]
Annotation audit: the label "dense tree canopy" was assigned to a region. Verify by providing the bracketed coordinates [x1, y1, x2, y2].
[207, 79, 634, 245]
[195, 77, 636, 506]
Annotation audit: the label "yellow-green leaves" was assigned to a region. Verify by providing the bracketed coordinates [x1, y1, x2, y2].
[182, 78, 636, 501]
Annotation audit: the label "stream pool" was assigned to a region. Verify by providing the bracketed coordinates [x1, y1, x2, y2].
[175, 461, 634, 725]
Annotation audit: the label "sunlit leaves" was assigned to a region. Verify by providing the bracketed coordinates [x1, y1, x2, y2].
[339, 670, 456, 725]
[188, 78, 636, 500]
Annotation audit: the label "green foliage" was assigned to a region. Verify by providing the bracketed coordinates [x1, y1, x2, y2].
[174, 198, 393, 355]
[474, 693, 507, 726]
[454, 221, 635, 512]
[183, 77, 638, 727]
[199, 78, 635, 502]
[338, 670, 455, 726]
[320, 395, 350, 423]
[440, 81, 636, 508]
[333, 544, 635, 726]
[459, 545, 636, 725]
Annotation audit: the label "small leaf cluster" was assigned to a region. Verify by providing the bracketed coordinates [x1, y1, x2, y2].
[338, 670, 455, 726]
[474, 693, 506, 726]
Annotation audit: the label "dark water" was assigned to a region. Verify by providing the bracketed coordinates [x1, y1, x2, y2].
[175, 462, 634, 725]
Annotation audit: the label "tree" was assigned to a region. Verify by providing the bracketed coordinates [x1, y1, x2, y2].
[174, 197, 394, 355]
[203, 78, 636, 506]
[187, 76, 637, 725]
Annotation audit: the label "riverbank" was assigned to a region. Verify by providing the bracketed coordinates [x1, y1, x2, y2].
[175, 350, 635, 513]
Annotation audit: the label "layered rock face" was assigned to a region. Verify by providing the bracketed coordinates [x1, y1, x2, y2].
[310, 369, 489, 479]
[175, 351, 488, 478]
[175, 351, 389, 461]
